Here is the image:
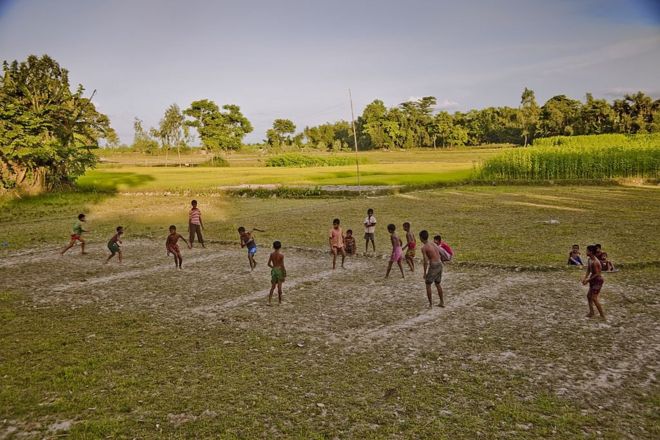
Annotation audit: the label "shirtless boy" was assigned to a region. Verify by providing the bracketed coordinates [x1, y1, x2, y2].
[166, 225, 190, 269]
[401, 222, 416, 272]
[238, 227, 263, 270]
[267, 241, 286, 305]
[105, 226, 124, 264]
[385, 224, 405, 278]
[420, 230, 444, 307]
[329, 218, 346, 269]
[582, 244, 606, 319]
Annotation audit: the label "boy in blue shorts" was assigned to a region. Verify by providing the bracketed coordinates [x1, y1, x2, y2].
[238, 226, 263, 270]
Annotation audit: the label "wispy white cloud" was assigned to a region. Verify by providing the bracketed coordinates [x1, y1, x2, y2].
[437, 99, 460, 109]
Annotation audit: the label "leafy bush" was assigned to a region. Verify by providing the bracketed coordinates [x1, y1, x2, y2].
[479, 134, 660, 180]
[265, 153, 367, 168]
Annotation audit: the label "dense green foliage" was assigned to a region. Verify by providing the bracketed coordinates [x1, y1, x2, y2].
[270, 90, 660, 152]
[0, 55, 116, 192]
[183, 99, 252, 151]
[265, 153, 366, 167]
[479, 134, 660, 180]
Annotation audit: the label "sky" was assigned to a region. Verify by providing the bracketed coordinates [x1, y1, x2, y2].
[1, 0, 659, 144]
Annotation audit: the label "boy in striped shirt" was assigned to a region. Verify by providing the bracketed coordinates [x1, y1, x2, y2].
[188, 200, 205, 248]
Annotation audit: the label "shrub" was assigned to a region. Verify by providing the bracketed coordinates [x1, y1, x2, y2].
[265, 153, 367, 168]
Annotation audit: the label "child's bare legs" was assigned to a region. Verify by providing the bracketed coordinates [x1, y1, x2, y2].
[332, 248, 339, 269]
[248, 254, 256, 270]
[587, 292, 605, 318]
[593, 294, 605, 319]
[60, 238, 76, 255]
[425, 283, 433, 307]
[435, 283, 444, 307]
[385, 261, 393, 278]
[406, 256, 415, 272]
[397, 260, 405, 278]
[340, 248, 346, 268]
[268, 283, 275, 305]
[105, 253, 115, 264]
[277, 281, 283, 304]
[118, 250, 122, 263]
[80, 239, 87, 254]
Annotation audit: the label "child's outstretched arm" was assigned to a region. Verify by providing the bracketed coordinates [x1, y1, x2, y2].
[252, 228, 265, 232]
[180, 235, 191, 249]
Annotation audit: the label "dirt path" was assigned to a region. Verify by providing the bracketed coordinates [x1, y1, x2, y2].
[1, 240, 657, 415]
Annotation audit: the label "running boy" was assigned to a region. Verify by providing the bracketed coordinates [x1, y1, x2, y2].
[329, 218, 346, 269]
[363, 208, 377, 254]
[238, 227, 263, 270]
[188, 199, 205, 248]
[267, 241, 286, 305]
[344, 229, 356, 256]
[420, 230, 444, 307]
[61, 213, 89, 256]
[166, 225, 190, 269]
[105, 226, 124, 264]
[582, 244, 605, 319]
[567, 244, 583, 266]
[385, 224, 405, 278]
[401, 222, 416, 272]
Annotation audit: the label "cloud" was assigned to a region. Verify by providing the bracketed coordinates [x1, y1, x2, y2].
[437, 98, 460, 109]
[602, 87, 660, 98]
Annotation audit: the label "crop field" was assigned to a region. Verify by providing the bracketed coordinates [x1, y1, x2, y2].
[1, 174, 659, 437]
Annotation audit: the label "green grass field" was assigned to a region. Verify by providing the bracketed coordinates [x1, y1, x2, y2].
[1, 149, 659, 438]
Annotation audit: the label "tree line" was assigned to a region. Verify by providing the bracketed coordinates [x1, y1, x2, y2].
[262, 90, 660, 151]
[2, 54, 659, 192]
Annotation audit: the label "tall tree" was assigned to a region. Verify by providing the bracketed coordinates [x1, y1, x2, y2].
[0, 55, 115, 192]
[184, 99, 253, 151]
[131, 117, 159, 153]
[519, 87, 540, 146]
[538, 95, 581, 137]
[577, 93, 614, 135]
[266, 118, 296, 148]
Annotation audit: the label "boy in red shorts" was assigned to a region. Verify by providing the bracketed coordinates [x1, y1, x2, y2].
[582, 245, 605, 319]
[61, 213, 89, 256]
[166, 225, 190, 269]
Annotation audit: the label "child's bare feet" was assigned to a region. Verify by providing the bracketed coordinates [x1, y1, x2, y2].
[438, 303, 445, 308]
[585, 313, 594, 318]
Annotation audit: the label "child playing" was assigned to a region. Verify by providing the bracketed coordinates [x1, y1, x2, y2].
[420, 230, 444, 308]
[166, 225, 190, 269]
[61, 213, 89, 256]
[401, 222, 416, 272]
[385, 224, 405, 278]
[567, 244, 583, 266]
[582, 244, 605, 319]
[188, 199, 205, 248]
[363, 208, 377, 254]
[267, 241, 286, 305]
[433, 235, 452, 262]
[595, 244, 616, 272]
[329, 218, 346, 269]
[105, 226, 124, 264]
[238, 227, 263, 270]
[344, 229, 356, 256]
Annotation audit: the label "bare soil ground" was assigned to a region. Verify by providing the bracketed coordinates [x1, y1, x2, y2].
[1, 239, 658, 438]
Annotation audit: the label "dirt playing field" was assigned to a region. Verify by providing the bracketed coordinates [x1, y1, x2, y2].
[1, 239, 658, 438]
